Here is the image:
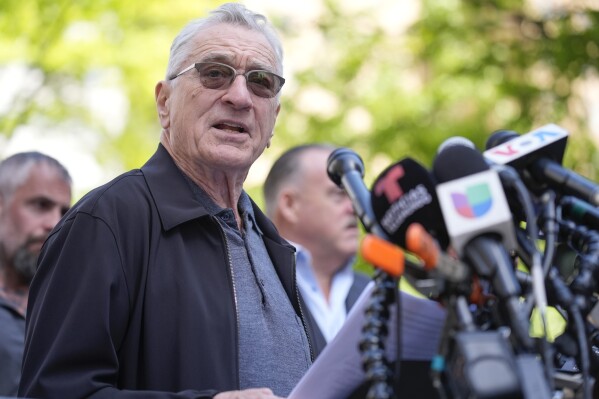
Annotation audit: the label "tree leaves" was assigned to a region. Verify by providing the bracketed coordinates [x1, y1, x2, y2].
[1, 0, 597, 197]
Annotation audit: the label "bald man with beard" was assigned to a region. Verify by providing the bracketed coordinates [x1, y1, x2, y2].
[0, 152, 71, 396]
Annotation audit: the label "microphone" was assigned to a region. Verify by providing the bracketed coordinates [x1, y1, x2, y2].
[485, 129, 520, 150]
[327, 148, 432, 281]
[483, 124, 599, 206]
[360, 234, 405, 277]
[328, 149, 412, 398]
[327, 148, 385, 237]
[405, 223, 469, 283]
[433, 144, 533, 349]
[370, 157, 449, 250]
[436, 136, 476, 155]
[438, 135, 531, 224]
[560, 195, 599, 231]
[433, 145, 517, 256]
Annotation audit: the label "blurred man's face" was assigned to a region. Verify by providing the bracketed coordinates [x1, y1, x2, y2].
[292, 149, 359, 265]
[0, 163, 71, 284]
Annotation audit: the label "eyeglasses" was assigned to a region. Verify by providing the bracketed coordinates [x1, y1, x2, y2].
[169, 61, 285, 98]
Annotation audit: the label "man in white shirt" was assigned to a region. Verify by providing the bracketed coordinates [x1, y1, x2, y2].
[263, 144, 370, 348]
[265, 144, 446, 398]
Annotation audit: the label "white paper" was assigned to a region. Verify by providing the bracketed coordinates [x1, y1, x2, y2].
[289, 282, 447, 399]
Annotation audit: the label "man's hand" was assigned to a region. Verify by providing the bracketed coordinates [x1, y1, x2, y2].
[214, 388, 284, 399]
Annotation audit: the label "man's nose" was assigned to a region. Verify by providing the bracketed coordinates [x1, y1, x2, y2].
[342, 196, 356, 214]
[222, 75, 253, 109]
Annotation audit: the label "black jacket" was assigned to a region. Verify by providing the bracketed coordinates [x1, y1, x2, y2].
[20, 145, 314, 399]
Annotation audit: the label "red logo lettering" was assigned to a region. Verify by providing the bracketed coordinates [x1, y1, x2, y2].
[374, 165, 404, 202]
[490, 143, 518, 157]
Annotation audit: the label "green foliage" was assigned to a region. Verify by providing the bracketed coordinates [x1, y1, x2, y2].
[1, 0, 597, 187]
[272, 0, 599, 184]
[0, 0, 222, 178]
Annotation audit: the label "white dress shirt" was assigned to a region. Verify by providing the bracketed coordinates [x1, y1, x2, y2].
[293, 242, 355, 343]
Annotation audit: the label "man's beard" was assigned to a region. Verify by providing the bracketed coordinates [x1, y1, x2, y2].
[13, 242, 42, 284]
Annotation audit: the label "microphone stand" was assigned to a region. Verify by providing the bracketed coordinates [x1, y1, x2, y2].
[326, 148, 401, 398]
[359, 269, 398, 399]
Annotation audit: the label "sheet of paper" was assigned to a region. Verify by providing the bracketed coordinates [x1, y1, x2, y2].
[289, 282, 447, 399]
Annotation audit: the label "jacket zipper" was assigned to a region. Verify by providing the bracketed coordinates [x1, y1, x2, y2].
[213, 216, 240, 389]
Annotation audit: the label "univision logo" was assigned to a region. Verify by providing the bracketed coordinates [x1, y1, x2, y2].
[450, 183, 492, 218]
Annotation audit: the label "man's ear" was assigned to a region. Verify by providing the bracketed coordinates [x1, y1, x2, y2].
[155, 80, 171, 129]
[277, 189, 301, 224]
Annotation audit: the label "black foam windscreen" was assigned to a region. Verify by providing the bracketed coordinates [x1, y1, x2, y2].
[433, 144, 489, 184]
[327, 147, 365, 186]
[370, 158, 449, 250]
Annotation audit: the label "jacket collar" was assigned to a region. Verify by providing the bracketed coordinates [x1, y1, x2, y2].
[141, 144, 210, 231]
[141, 144, 292, 247]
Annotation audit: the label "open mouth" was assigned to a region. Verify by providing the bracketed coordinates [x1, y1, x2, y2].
[214, 123, 246, 133]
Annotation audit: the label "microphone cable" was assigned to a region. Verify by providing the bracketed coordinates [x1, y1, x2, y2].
[494, 163, 557, 389]
[555, 220, 599, 399]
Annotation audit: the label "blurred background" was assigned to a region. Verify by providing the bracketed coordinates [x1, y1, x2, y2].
[1, 0, 598, 202]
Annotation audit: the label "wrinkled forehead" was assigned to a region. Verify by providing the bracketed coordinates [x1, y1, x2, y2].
[189, 24, 280, 72]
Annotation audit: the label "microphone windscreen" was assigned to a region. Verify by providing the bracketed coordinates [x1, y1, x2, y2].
[485, 130, 519, 150]
[326, 147, 365, 187]
[437, 136, 476, 155]
[433, 145, 489, 183]
[370, 158, 449, 249]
